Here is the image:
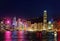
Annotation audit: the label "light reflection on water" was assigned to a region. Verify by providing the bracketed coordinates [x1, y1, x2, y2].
[4, 31, 12, 41]
[0, 31, 57, 41]
[17, 31, 25, 41]
[4, 31, 28, 41]
[17, 31, 24, 39]
[12, 30, 18, 41]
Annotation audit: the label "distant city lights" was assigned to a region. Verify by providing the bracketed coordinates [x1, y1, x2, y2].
[48, 21, 51, 24]
[0, 10, 59, 31]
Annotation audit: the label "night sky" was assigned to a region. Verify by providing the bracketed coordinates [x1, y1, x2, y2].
[0, 0, 60, 19]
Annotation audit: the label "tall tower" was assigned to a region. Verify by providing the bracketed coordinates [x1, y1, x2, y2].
[17, 18, 23, 30]
[43, 10, 47, 30]
[17, 18, 21, 27]
[12, 17, 17, 30]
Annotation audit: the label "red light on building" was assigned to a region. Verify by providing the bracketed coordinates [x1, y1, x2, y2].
[57, 21, 60, 25]
[6, 20, 10, 24]
[4, 18, 11, 25]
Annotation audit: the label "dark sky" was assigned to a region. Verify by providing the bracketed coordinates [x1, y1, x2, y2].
[0, 0, 60, 19]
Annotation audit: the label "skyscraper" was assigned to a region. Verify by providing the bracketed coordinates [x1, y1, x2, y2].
[43, 10, 48, 30]
[12, 17, 17, 30]
[17, 18, 24, 30]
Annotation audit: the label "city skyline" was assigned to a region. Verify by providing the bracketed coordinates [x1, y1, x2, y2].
[0, 0, 60, 41]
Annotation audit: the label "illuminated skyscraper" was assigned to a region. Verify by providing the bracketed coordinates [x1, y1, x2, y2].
[5, 18, 11, 30]
[34, 23, 37, 31]
[38, 23, 43, 31]
[43, 10, 48, 30]
[23, 21, 27, 31]
[17, 18, 21, 27]
[48, 21, 53, 30]
[17, 18, 24, 30]
[12, 17, 17, 30]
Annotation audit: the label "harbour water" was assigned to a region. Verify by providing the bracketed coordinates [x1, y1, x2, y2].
[0, 30, 59, 41]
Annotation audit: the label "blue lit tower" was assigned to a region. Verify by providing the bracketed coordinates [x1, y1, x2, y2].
[12, 17, 17, 30]
[43, 10, 48, 30]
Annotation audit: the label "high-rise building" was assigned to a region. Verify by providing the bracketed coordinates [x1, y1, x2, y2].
[34, 23, 37, 31]
[17, 18, 21, 27]
[27, 21, 31, 27]
[12, 17, 17, 30]
[38, 22, 43, 31]
[17, 18, 25, 31]
[48, 21, 53, 31]
[43, 10, 48, 30]
[27, 21, 32, 31]
[23, 21, 28, 31]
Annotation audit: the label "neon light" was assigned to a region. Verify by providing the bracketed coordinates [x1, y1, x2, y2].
[7, 20, 10, 24]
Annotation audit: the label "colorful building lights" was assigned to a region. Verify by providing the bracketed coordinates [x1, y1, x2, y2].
[0, 10, 59, 31]
[5, 20, 11, 25]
